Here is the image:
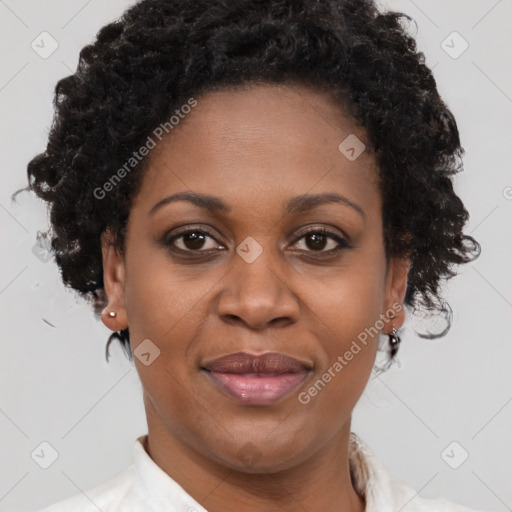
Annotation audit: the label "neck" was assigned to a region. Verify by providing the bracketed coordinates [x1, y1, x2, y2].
[143, 398, 365, 512]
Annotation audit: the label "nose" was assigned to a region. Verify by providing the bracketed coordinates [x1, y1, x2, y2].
[216, 244, 300, 331]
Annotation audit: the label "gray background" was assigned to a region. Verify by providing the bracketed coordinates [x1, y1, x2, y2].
[1, 0, 511, 511]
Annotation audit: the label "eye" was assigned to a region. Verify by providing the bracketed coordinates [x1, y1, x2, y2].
[289, 227, 349, 255]
[162, 226, 349, 257]
[164, 228, 225, 252]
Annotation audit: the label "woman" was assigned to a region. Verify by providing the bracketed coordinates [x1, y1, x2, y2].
[27, 0, 481, 510]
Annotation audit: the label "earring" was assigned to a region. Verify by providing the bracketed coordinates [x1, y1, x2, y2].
[108, 311, 117, 318]
[388, 326, 401, 358]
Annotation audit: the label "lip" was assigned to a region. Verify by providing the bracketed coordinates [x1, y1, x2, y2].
[201, 352, 312, 405]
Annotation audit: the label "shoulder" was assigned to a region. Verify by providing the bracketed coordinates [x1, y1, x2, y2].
[349, 433, 484, 512]
[37, 435, 207, 512]
[38, 465, 137, 512]
[388, 478, 483, 512]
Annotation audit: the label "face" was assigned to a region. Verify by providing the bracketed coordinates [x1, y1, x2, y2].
[101, 83, 409, 473]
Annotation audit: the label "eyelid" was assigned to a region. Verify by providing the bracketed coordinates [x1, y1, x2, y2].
[291, 225, 347, 243]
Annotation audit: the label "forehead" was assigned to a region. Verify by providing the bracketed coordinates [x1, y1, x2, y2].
[133, 83, 380, 218]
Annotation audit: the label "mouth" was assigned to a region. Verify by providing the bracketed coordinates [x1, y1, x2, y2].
[201, 352, 312, 405]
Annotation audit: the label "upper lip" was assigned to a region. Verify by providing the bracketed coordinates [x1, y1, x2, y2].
[201, 352, 312, 374]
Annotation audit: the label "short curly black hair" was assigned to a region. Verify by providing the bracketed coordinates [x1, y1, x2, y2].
[24, 0, 480, 358]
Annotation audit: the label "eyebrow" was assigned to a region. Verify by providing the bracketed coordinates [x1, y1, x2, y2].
[149, 191, 365, 219]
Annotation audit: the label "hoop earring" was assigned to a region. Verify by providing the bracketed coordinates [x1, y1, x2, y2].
[388, 327, 401, 358]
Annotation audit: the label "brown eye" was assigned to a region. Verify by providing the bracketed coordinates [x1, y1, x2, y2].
[291, 228, 348, 254]
[181, 232, 208, 250]
[304, 232, 329, 251]
[166, 229, 223, 252]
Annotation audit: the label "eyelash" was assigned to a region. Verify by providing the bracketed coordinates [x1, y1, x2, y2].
[162, 226, 350, 258]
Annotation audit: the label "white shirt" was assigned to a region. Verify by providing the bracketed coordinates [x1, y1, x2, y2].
[39, 433, 480, 512]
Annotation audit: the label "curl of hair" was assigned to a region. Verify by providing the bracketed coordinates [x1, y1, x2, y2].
[24, 0, 480, 359]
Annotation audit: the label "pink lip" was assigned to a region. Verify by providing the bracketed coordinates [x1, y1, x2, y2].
[201, 352, 312, 405]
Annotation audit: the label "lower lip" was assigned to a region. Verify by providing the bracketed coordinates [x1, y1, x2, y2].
[203, 370, 309, 405]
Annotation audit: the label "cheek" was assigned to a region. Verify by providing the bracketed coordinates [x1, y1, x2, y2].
[123, 253, 212, 348]
[296, 345, 377, 443]
[304, 258, 387, 337]
[311, 278, 382, 388]
[297, 286, 381, 431]
[125, 267, 204, 417]
[297, 253, 386, 395]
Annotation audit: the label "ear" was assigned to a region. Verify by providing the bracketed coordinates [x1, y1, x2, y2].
[100, 229, 128, 332]
[382, 256, 411, 332]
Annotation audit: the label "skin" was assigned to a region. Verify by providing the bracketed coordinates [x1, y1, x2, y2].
[101, 83, 410, 512]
